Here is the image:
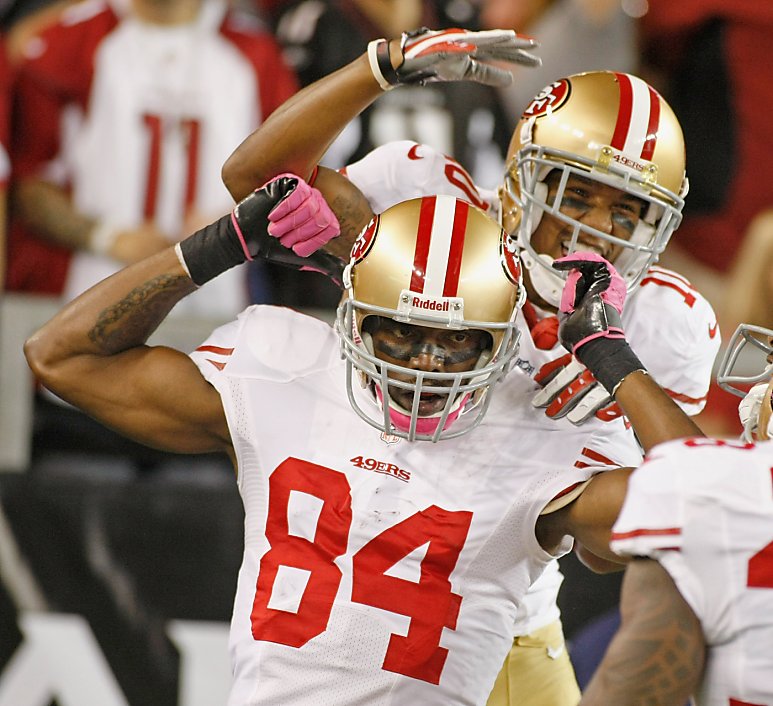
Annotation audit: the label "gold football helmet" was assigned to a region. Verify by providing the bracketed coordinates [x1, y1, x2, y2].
[335, 195, 525, 442]
[501, 70, 689, 306]
[717, 324, 773, 442]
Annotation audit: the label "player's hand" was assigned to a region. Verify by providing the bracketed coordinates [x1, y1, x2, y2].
[266, 173, 340, 256]
[532, 353, 627, 424]
[553, 252, 626, 356]
[553, 253, 645, 395]
[393, 28, 540, 88]
[234, 175, 346, 286]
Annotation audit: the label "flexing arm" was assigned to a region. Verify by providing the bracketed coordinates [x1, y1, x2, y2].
[579, 558, 705, 705]
[222, 28, 539, 213]
[24, 177, 301, 458]
[222, 53, 388, 202]
[23, 247, 229, 455]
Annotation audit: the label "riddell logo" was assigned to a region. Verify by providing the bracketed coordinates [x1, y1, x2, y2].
[350, 456, 411, 482]
[412, 297, 449, 312]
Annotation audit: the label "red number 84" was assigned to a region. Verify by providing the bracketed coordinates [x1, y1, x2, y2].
[250, 457, 473, 685]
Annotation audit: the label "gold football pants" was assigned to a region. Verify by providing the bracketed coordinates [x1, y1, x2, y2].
[487, 620, 581, 706]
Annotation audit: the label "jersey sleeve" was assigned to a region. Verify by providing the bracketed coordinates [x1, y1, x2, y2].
[626, 266, 720, 415]
[189, 311, 246, 389]
[190, 305, 339, 386]
[343, 141, 492, 215]
[609, 448, 707, 622]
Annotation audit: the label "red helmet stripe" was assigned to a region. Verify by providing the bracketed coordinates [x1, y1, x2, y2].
[443, 199, 468, 296]
[410, 195, 437, 292]
[641, 85, 660, 160]
[612, 73, 661, 161]
[611, 72, 634, 153]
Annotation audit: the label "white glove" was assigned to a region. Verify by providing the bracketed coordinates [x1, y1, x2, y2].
[368, 27, 540, 91]
[532, 355, 615, 424]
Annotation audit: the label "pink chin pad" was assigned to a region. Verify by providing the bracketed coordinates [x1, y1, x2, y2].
[555, 252, 626, 314]
[375, 386, 470, 435]
[266, 173, 340, 256]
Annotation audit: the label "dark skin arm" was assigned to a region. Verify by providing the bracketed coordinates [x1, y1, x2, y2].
[221, 50, 394, 251]
[536, 372, 705, 568]
[579, 558, 705, 705]
[536, 465, 633, 564]
[23, 247, 233, 460]
[614, 370, 704, 453]
[221, 51, 399, 203]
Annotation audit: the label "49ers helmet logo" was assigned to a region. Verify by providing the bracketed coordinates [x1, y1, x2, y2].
[500, 235, 522, 286]
[522, 79, 570, 119]
[351, 216, 380, 264]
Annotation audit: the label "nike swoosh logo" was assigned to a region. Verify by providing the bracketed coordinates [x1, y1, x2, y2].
[708, 322, 719, 339]
[546, 644, 565, 660]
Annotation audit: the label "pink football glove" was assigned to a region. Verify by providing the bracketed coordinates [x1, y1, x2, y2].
[552, 252, 645, 394]
[266, 174, 340, 257]
[557, 252, 626, 317]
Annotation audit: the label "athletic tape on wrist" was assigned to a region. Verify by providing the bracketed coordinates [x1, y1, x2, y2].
[575, 337, 646, 395]
[178, 213, 247, 286]
[367, 39, 398, 90]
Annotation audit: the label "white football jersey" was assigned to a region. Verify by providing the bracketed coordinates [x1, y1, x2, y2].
[344, 140, 720, 634]
[190, 306, 641, 705]
[611, 438, 773, 706]
[15, 0, 296, 316]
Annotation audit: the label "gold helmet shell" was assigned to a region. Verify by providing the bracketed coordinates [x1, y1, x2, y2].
[336, 195, 524, 442]
[501, 70, 688, 305]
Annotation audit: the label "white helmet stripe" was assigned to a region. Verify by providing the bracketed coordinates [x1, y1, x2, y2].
[412, 195, 468, 296]
[612, 73, 660, 160]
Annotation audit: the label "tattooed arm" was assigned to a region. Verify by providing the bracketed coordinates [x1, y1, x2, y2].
[579, 558, 705, 705]
[24, 246, 232, 458]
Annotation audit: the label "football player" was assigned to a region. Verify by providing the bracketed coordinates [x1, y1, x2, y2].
[220, 28, 720, 705]
[24, 180, 672, 705]
[556, 258, 773, 705]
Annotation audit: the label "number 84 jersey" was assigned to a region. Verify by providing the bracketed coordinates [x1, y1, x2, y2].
[191, 306, 640, 706]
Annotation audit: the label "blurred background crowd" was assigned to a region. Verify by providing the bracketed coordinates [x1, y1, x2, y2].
[0, 0, 771, 702]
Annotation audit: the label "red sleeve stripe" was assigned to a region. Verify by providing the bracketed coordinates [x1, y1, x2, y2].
[196, 345, 234, 356]
[640, 276, 697, 307]
[578, 447, 619, 466]
[664, 387, 707, 405]
[207, 359, 227, 371]
[550, 481, 584, 501]
[611, 527, 682, 541]
[647, 266, 693, 288]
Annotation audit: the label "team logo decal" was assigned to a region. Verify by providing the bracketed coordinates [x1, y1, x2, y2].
[522, 79, 571, 119]
[500, 233, 522, 285]
[351, 215, 380, 264]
